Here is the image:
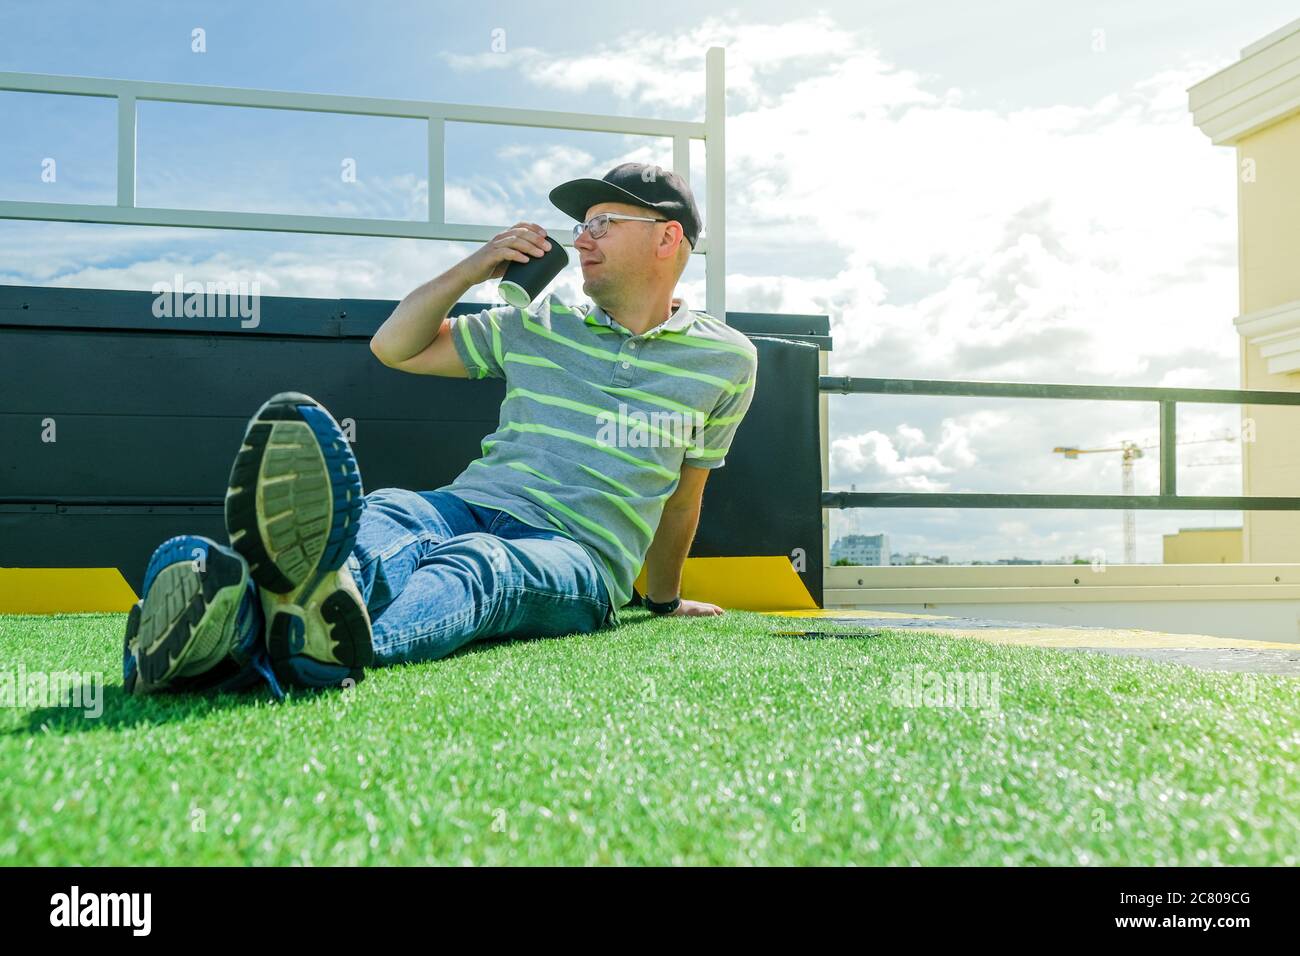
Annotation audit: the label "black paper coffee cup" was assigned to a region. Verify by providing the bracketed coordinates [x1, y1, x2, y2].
[499, 240, 569, 308]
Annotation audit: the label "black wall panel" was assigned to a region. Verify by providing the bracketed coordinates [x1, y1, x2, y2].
[0, 285, 828, 604]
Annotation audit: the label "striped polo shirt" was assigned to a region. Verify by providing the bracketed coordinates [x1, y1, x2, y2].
[441, 292, 758, 624]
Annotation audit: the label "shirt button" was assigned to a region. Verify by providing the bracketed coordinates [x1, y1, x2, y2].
[621, 362, 630, 369]
[628, 342, 637, 350]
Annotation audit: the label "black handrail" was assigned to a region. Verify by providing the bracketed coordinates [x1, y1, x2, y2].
[819, 376, 1300, 512]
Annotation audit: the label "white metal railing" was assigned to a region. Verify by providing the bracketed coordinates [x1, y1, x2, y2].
[0, 46, 727, 319]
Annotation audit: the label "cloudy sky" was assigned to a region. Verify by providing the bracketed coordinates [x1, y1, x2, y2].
[2, 0, 1294, 563]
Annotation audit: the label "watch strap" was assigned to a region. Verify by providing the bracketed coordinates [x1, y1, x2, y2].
[645, 595, 681, 615]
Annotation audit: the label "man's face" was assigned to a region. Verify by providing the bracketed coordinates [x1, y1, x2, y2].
[574, 201, 666, 302]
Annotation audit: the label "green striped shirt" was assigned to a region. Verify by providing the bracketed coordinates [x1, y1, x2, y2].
[442, 293, 758, 624]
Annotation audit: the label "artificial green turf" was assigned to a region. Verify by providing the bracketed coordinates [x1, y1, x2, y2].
[1, 610, 1296, 865]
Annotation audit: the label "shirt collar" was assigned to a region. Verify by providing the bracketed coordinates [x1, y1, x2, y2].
[582, 300, 695, 338]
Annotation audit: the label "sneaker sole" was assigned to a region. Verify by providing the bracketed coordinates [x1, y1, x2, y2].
[263, 571, 371, 687]
[224, 392, 371, 677]
[124, 535, 248, 693]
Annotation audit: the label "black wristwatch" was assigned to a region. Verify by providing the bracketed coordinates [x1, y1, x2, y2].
[645, 595, 681, 615]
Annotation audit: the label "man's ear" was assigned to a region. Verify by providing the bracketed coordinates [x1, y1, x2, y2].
[659, 221, 686, 261]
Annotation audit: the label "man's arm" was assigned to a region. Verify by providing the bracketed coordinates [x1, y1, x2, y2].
[370, 222, 550, 376]
[642, 463, 724, 617]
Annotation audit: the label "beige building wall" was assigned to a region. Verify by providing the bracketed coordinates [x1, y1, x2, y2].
[1162, 527, 1242, 564]
[1238, 116, 1300, 563]
[1190, 18, 1300, 562]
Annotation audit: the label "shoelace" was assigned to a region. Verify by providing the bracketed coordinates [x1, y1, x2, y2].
[248, 648, 286, 702]
[231, 579, 286, 703]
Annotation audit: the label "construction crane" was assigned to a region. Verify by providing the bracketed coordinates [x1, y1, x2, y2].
[1052, 431, 1237, 564]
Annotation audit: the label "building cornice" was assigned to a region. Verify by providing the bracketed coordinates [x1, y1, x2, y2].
[1235, 298, 1300, 374]
[1189, 17, 1300, 145]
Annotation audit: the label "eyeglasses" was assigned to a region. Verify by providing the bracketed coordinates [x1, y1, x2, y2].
[572, 212, 667, 242]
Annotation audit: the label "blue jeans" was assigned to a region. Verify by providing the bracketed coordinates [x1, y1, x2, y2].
[343, 489, 615, 666]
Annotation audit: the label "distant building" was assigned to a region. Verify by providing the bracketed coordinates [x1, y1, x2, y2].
[889, 551, 948, 566]
[831, 533, 890, 566]
[1163, 527, 1242, 564]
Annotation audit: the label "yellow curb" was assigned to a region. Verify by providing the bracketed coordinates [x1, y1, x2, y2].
[757, 608, 1298, 650]
[0, 569, 139, 613]
[765, 608, 952, 621]
[637, 556, 818, 611]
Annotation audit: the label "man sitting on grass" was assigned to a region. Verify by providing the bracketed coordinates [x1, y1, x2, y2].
[122, 164, 758, 699]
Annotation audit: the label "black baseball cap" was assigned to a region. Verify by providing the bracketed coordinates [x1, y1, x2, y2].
[549, 162, 702, 248]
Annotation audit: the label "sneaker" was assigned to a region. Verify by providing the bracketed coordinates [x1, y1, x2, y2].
[123, 534, 284, 700]
[224, 391, 372, 689]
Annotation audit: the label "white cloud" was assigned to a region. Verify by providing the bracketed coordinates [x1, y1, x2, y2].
[439, 17, 868, 114]
[832, 411, 1013, 491]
